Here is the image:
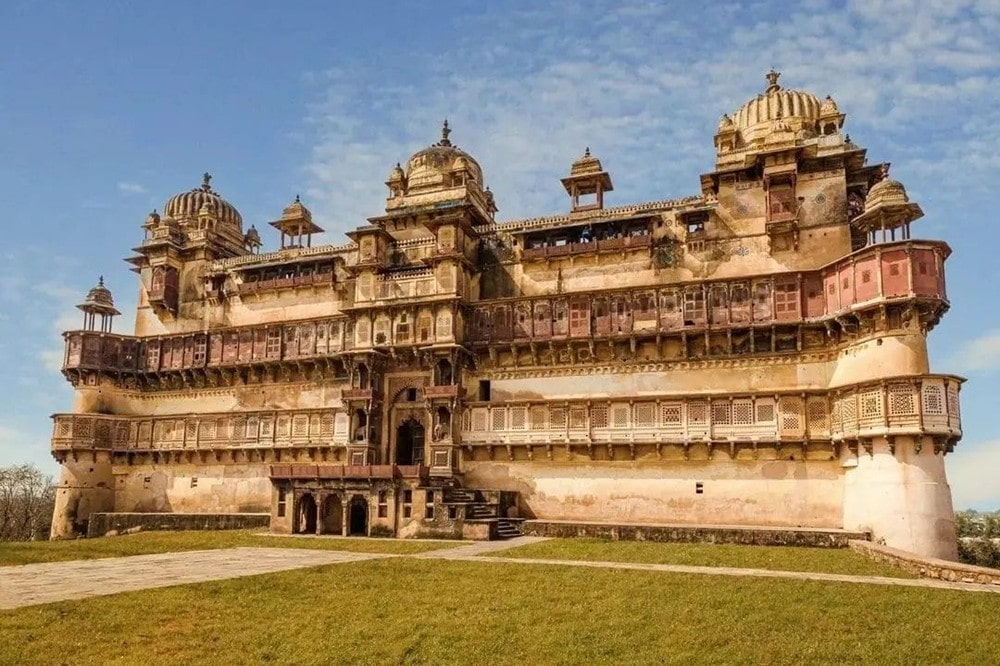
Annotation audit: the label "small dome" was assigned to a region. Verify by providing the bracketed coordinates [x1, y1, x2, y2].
[820, 95, 839, 115]
[404, 120, 483, 191]
[866, 174, 910, 208]
[163, 173, 242, 231]
[387, 162, 405, 182]
[77, 276, 119, 316]
[731, 70, 822, 143]
[718, 113, 734, 131]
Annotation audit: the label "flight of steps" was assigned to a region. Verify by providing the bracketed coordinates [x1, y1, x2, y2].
[442, 487, 523, 539]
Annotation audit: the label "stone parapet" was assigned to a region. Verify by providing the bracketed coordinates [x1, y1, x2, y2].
[523, 519, 869, 548]
[849, 540, 1000, 585]
[86, 512, 269, 538]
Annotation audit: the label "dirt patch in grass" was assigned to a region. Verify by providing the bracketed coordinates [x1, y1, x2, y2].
[0, 557, 996, 665]
[488, 538, 917, 578]
[0, 531, 458, 566]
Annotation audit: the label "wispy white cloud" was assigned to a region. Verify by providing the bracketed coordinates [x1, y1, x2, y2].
[117, 181, 147, 195]
[301, 0, 1000, 234]
[948, 439, 1000, 510]
[948, 330, 1000, 374]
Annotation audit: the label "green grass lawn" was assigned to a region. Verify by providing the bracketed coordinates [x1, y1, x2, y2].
[489, 538, 916, 578]
[1, 557, 997, 665]
[0, 530, 456, 566]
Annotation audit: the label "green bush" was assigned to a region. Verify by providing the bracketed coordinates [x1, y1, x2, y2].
[957, 539, 1000, 569]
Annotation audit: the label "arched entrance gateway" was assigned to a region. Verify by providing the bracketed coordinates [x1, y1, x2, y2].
[297, 494, 317, 534]
[348, 495, 368, 536]
[396, 417, 425, 466]
[322, 495, 343, 535]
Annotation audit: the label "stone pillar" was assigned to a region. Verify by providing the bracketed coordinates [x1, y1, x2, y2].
[842, 435, 958, 560]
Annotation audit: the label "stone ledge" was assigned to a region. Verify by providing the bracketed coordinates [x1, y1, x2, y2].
[849, 540, 1000, 585]
[523, 520, 868, 548]
[86, 512, 270, 538]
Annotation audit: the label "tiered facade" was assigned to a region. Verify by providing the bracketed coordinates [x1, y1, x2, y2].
[51, 72, 963, 558]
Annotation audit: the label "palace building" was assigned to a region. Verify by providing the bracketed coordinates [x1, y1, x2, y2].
[51, 72, 962, 559]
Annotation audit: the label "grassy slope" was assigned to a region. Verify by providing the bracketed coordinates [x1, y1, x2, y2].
[1, 558, 997, 665]
[488, 538, 917, 578]
[0, 531, 455, 566]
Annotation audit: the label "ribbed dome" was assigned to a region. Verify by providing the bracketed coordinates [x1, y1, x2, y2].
[163, 173, 242, 230]
[866, 177, 909, 208]
[404, 121, 483, 191]
[730, 70, 822, 144]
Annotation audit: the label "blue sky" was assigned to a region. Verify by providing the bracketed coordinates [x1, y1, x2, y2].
[1, 1, 998, 509]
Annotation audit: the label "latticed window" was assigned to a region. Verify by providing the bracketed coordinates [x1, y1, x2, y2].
[842, 395, 858, 425]
[634, 403, 655, 428]
[231, 418, 246, 441]
[591, 405, 609, 429]
[859, 390, 882, 419]
[660, 403, 683, 425]
[806, 398, 828, 430]
[947, 385, 960, 417]
[922, 385, 944, 415]
[320, 415, 334, 437]
[374, 318, 391, 345]
[688, 402, 707, 424]
[199, 421, 215, 440]
[293, 415, 309, 436]
[733, 399, 753, 425]
[491, 407, 506, 431]
[472, 408, 488, 432]
[611, 405, 629, 429]
[779, 397, 802, 432]
[754, 398, 775, 423]
[530, 406, 547, 430]
[193, 337, 207, 363]
[217, 418, 231, 440]
[245, 417, 259, 440]
[333, 414, 348, 437]
[309, 415, 321, 437]
[550, 407, 567, 429]
[276, 416, 291, 437]
[569, 406, 588, 429]
[510, 407, 527, 430]
[712, 402, 731, 425]
[887, 384, 916, 416]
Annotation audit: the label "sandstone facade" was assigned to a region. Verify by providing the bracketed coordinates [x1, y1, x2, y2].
[50, 72, 962, 558]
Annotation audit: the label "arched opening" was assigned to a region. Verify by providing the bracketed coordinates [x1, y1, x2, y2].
[297, 494, 317, 534]
[348, 495, 368, 536]
[396, 418, 425, 465]
[353, 409, 368, 442]
[356, 363, 370, 390]
[435, 358, 453, 385]
[433, 406, 451, 441]
[322, 495, 343, 535]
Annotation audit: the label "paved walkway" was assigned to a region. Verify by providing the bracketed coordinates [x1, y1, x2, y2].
[0, 547, 387, 610]
[2, 537, 997, 610]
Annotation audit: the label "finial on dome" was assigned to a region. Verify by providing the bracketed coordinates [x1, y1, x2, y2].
[765, 68, 781, 93]
[202, 172, 213, 190]
[584, 147, 591, 157]
[98, 275, 105, 287]
[295, 194, 301, 203]
[440, 119, 452, 146]
[879, 163, 891, 180]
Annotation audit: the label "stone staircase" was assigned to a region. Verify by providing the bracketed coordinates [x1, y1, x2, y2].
[442, 487, 523, 539]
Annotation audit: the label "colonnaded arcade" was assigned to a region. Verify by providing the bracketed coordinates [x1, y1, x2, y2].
[50, 71, 963, 558]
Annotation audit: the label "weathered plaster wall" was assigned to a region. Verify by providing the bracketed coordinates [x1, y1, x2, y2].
[113, 463, 272, 514]
[463, 459, 844, 528]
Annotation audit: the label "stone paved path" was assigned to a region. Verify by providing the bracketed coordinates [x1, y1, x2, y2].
[0, 547, 386, 610]
[2, 538, 997, 611]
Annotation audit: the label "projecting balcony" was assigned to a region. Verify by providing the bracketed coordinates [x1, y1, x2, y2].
[521, 234, 652, 261]
[423, 384, 460, 399]
[268, 464, 428, 481]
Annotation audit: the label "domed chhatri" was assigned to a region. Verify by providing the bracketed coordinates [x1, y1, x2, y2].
[163, 172, 243, 231]
[402, 120, 484, 193]
[76, 276, 120, 333]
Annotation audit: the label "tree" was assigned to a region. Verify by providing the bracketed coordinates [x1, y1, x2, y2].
[0, 464, 55, 541]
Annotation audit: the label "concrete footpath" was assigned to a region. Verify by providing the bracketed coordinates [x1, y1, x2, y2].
[2, 536, 998, 611]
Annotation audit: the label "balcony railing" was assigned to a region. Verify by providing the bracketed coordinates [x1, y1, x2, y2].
[459, 375, 962, 447]
[269, 464, 428, 480]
